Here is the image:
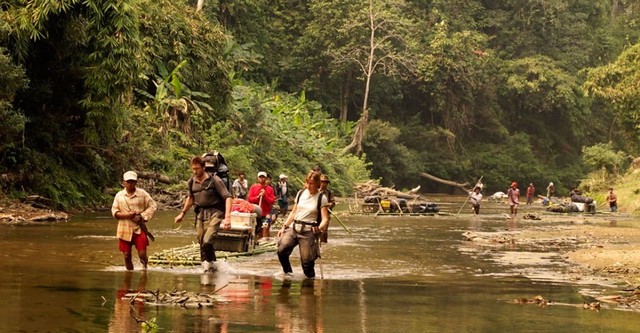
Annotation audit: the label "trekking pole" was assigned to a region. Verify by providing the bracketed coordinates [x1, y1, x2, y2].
[316, 234, 324, 279]
[328, 208, 353, 234]
[457, 176, 483, 216]
[296, 176, 352, 234]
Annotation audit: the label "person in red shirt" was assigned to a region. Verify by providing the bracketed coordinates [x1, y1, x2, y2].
[248, 171, 276, 238]
[526, 183, 535, 205]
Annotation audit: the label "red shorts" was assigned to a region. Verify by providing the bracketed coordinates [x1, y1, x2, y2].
[118, 230, 149, 253]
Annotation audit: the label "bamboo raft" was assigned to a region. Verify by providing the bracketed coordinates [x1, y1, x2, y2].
[345, 211, 449, 217]
[149, 240, 277, 266]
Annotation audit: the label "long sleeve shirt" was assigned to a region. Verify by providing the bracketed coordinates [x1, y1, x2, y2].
[111, 188, 157, 242]
[248, 184, 275, 217]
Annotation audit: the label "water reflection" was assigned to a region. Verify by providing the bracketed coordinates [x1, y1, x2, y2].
[2, 206, 640, 332]
[109, 271, 147, 332]
[275, 279, 324, 333]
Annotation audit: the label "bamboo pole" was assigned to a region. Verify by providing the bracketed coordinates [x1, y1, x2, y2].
[457, 176, 483, 215]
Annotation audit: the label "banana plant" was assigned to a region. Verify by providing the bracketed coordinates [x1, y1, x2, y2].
[136, 60, 213, 137]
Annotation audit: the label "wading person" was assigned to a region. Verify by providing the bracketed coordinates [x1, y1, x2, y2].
[469, 186, 482, 215]
[606, 187, 618, 212]
[318, 174, 335, 243]
[526, 183, 535, 205]
[232, 171, 248, 199]
[546, 182, 555, 198]
[174, 156, 232, 273]
[507, 181, 520, 217]
[248, 171, 275, 239]
[276, 174, 290, 216]
[277, 171, 329, 279]
[111, 171, 157, 271]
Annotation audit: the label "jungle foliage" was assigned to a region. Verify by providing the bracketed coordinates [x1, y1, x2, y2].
[1, 0, 639, 208]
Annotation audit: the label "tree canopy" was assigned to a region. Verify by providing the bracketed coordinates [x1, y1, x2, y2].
[1, 0, 639, 207]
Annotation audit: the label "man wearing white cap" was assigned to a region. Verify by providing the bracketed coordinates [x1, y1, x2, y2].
[248, 171, 275, 238]
[111, 171, 157, 270]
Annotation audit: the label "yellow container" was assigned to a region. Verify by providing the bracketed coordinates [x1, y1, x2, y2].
[380, 200, 391, 210]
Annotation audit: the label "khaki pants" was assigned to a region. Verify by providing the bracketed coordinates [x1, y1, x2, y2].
[196, 209, 224, 262]
[277, 227, 319, 278]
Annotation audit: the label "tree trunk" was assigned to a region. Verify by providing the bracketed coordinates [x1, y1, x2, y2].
[419, 172, 469, 190]
[372, 187, 420, 200]
[340, 69, 352, 123]
[342, 0, 375, 156]
[137, 171, 175, 184]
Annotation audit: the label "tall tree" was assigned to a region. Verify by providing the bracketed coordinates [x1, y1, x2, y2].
[583, 42, 640, 152]
[296, 0, 418, 155]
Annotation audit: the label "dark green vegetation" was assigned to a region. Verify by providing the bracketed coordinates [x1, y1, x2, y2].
[1, 0, 639, 209]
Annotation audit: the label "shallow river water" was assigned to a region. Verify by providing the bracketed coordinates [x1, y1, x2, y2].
[1, 198, 639, 333]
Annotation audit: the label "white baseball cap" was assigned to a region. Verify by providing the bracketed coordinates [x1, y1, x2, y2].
[279, 174, 287, 180]
[123, 171, 138, 181]
[257, 171, 267, 178]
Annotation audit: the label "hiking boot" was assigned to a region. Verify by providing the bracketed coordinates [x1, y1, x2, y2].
[200, 274, 213, 286]
[202, 261, 216, 274]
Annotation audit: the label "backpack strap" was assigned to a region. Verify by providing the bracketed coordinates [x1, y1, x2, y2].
[294, 190, 324, 225]
[187, 177, 194, 197]
[295, 190, 303, 204]
[316, 192, 324, 224]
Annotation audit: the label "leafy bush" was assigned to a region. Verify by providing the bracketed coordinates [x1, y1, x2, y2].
[582, 143, 629, 176]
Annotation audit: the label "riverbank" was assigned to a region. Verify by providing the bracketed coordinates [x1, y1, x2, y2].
[0, 195, 68, 224]
[460, 210, 640, 309]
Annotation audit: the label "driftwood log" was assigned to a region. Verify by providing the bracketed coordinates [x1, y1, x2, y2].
[136, 171, 175, 184]
[353, 181, 420, 200]
[419, 172, 469, 190]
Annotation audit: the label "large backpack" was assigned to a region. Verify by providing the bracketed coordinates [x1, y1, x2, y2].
[202, 150, 230, 191]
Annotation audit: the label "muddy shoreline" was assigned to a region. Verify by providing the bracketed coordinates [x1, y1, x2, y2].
[459, 210, 640, 310]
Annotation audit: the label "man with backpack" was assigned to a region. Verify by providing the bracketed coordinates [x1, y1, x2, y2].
[318, 174, 335, 243]
[174, 156, 232, 273]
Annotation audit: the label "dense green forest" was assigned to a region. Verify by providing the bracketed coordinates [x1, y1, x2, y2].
[1, 0, 639, 209]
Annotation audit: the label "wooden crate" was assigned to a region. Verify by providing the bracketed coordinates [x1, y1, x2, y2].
[213, 212, 257, 252]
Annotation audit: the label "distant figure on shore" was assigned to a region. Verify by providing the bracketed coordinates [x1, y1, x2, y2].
[526, 183, 535, 205]
[546, 182, 555, 198]
[507, 182, 520, 217]
[606, 187, 618, 212]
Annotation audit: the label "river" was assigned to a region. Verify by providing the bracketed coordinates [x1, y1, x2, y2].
[1, 198, 639, 332]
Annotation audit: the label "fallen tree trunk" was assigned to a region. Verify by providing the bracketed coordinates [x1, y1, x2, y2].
[137, 171, 175, 184]
[372, 187, 420, 200]
[419, 172, 469, 190]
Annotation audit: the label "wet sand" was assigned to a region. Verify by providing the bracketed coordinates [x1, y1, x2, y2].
[457, 208, 640, 309]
